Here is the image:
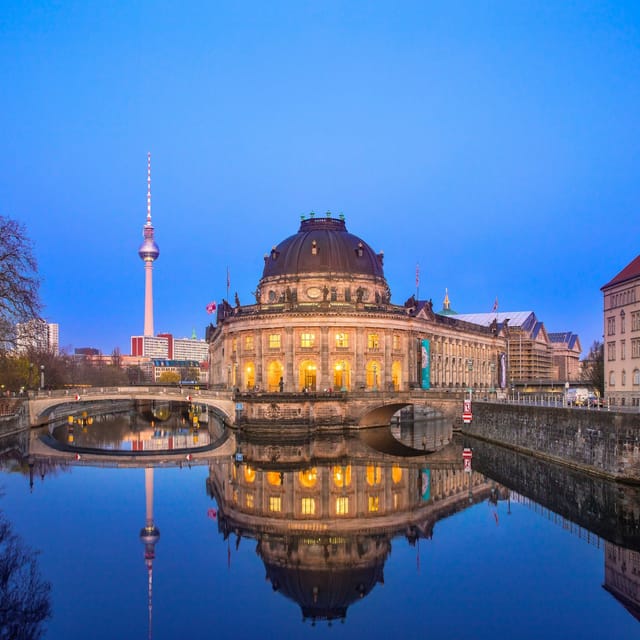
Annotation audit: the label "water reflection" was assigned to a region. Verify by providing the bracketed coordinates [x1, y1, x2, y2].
[2, 404, 640, 635]
[48, 400, 223, 453]
[0, 509, 51, 637]
[206, 428, 506, 624]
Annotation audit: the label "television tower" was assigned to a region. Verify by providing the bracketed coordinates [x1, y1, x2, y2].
[140, 467, 160, 640]
[138, 152, 160, 337]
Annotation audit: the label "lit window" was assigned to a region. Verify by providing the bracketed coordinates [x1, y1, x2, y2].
[366, 465, 382, 486]
[301, 498, 316, 515]
[232, 338, 237, 353]
[336, 332, 349, 348]
[299, 468, 317, 488]
[336, 496, 349, 515]
[245, 493, 254, 508]
[267, 471, 282, 486]
[301, 332, 315, 347]
[368, 333, 379, 349]
[245, 335, 254, 350]
[391, 465, 402, 484]
[393, 493, 400, 509]
[269, 496, 282, 512]
[368, 496, 379, 512]
[392, 334, 401, 350]
[332, 465, 351, 488]
[243, 465, 256, 483]
[269, 334, 281, 349]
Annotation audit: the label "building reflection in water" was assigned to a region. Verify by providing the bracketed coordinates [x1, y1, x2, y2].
[605, 543, 640, 621]
[50, 400, 217, 452]
[206, 429, 507, 625]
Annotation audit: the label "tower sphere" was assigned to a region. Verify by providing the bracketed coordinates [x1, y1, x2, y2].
[139, 226, 160, 261]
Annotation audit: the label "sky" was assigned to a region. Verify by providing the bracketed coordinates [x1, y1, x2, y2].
[1, 1, 639, 355]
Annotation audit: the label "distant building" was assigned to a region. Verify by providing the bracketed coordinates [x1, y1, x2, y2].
[130, 333, 208, 361]
[601, 254, 640, 407]
[451, 311, 554, 387]
[15, 319, 59, 355]
[151, 359, 208, 384]
[548, 332, 582, 383]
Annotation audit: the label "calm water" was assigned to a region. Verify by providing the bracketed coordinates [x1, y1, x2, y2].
[1, 402, 639, 639]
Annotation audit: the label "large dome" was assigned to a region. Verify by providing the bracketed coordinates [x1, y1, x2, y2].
[261, 216, 384, 280]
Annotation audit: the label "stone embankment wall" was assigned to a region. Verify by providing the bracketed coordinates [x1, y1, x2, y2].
[463, 402, 640, 483]
[0, 400, 29, 437]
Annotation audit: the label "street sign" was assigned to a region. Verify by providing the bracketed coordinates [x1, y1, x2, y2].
[463, 447, 473, 472]
[463, 399, 472, 423]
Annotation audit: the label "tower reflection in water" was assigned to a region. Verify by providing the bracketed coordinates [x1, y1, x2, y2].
[140, 467, 159, 640]
[206, 430, 508, 625]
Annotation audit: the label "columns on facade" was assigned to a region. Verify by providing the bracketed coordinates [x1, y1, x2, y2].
[320, 326, 330, 391]
[285, 327, 294, 391]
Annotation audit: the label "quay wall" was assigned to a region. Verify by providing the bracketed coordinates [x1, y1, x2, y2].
[463, 402, 640, 483]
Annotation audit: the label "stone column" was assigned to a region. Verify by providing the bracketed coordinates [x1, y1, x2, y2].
[320, 326, 330, 390]
[285, 327, 294, 391]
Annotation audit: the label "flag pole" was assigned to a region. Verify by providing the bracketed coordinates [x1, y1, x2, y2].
[226, 266, 230, 302]
[416, 263, 420, 300]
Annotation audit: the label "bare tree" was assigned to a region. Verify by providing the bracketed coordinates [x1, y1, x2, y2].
[0, 216, 41, 349]
[581, 340, 604, 396]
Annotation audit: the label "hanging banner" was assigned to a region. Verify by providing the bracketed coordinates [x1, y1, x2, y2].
[421, 468, 431, 501]
[421, 339, 431, 389]
[499, 352, 507, 389]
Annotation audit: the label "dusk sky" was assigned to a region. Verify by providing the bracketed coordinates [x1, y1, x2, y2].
[2, 1, 639, 355]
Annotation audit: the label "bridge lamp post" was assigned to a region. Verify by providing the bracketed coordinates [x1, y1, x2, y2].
[40, 365, 45, 391]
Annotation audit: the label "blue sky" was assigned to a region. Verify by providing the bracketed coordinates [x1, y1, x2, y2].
[2, 1, 639, 354]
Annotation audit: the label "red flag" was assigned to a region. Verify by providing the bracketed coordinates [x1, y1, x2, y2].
[206, 300, 217, 314]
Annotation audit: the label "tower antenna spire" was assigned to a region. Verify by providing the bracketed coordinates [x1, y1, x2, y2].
[147, 152, 152, 224]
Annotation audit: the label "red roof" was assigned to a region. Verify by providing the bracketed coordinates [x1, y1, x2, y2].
[601, 254, 640, 290]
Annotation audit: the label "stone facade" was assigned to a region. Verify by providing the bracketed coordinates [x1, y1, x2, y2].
[601, 254, 640, 408]
[208, 216, 506, 394]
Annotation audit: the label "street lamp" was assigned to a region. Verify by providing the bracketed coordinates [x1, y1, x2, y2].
[40, 365, 45, 391]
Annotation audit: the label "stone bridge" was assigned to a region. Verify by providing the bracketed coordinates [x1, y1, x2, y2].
[25, 386, 466, 429]
[233, 389, 465, 428]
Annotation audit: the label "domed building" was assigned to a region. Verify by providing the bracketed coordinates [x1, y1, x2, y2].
[208, 214, 505, 393]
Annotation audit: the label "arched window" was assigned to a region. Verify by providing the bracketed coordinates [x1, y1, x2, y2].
[366, 360, 382, 390]
[267, 360, 284, 392]
[332, 465, 351, 488]
[366, 464, 382, 486]
[609, 371, 616, 386]
[298, 468, 317, 488]
[391, 361, 402, 391]
[298, 360, 317, 391]
[633, 369, 640, 386]
[244, 361, 255, 390]
[333, 361, 350, 391]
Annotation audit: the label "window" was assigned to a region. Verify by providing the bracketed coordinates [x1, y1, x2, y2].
[269, 333, 281, 349]
[301, 332, 315, 348]
[608, 342, 616, 361]
[368, 333, 379, 350]
[335, 496, 349, 515]
[269, 496, 282, 513]
[608, 317, 616, 336]
[366, 465, 382, 486]
[633, 339, 640, 359]
[633, 369, 640, 386]
[392, 334, 401, 350]
[368, 495, 379, 512]
[245, 493, 253, 508]
[232, 338, 237, 353]
[335, 332, 349, 348]
[621, 340, 626, 360]
[301, 498, 316, 515]
[622, 370, 627, 386]
[621, 310, 626, 334]
[609, 371, 616, 386]
[245, 335, 254, 350]
[632, 311, 640, 332]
